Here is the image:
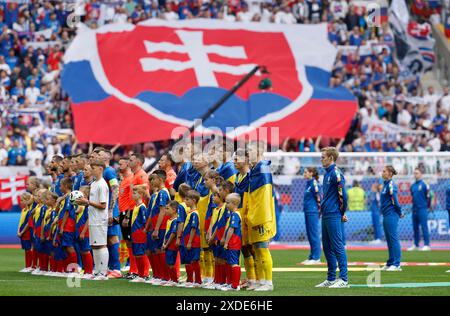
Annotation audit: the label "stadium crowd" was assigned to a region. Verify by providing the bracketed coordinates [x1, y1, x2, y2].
[0, 0, 449, 170]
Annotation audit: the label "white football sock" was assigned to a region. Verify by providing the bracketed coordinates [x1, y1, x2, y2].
[93, 248, 109, 275]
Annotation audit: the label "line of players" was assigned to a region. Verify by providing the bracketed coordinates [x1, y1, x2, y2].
[17, 141, 277, 291]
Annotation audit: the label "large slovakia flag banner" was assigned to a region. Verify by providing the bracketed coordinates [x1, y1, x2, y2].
[61, 19, 357, 145]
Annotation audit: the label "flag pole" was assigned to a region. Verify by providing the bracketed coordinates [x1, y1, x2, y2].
[145, 65, 264, 173]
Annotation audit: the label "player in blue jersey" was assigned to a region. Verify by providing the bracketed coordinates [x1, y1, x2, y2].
[175, 183, 191, 268]
[221, 193, 243, 291]
[182, 190, 202, 288]
[47, 155, 64, 196]
[368, 183, 383, 244]
[31, 189, 48, 275]
[144, 170, 171, 285]
[172, 143, 193, 201]
[301, 167, 322, 265]
[129, 186, 149, 283]
[72, 154, 88, 190]
[316, 147, 349, 288]
[407, 168, 431, 251]
[162, 200, 181, 286]
[94, 147, 121, 278]
[76, 186, 94, 279]
[17, 192, 34, 272]
[209, 142, 238, 184]
[59, 177, 78, 273]
[380, 165, 404, 272]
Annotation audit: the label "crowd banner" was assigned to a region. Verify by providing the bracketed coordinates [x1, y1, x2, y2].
[26, 41, 62, 50]
[390, 0, 436, 74]
[364, 117, 429, 142]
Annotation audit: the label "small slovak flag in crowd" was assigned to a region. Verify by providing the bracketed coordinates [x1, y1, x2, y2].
[0, 176, 28, 210]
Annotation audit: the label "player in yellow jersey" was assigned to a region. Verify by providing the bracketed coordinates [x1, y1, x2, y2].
[17, 192, 34, 272]
[247, 141, 276, 291]
[191, 154, 211, 278]
[233, 148, 258, 289]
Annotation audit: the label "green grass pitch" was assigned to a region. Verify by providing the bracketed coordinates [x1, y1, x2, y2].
[1, 248, 449, 296]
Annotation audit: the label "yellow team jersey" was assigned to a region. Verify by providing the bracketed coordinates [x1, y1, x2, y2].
[18, 205, 31, 231]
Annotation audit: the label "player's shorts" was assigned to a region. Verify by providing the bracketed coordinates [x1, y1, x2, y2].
[89, 225, 107, 246]
[20, 239, 32, 251]
[77, 237, 91, 252]
[33, 238, 41, 251]
[242, 224, 250, 246]
[165, 249, 178, 266]
[249, 222, 276, 245]
[146, 230, 166, 253]
[212, 244, 227, 260]
[54, 245, 66, 261]
[61, 232, 75, 247]
[185, 247, 201, 264]
[132, 243, 146, 256]
[107, 224, 120, 237]
[45, 241, 53, 255]
[119, 211, 131, 241]
[226, 249, 240, 266]
[34, 239, 46, 253]
[179, 246, 187, 264]
[42, 240, 52, 255]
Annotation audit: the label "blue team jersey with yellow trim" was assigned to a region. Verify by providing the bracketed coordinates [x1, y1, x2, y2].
[18, 205, 32, 240]
[33, 204, 47, 239]
[75, 205, 89, 237]
[177, 202, 189, 224]
[131, 203, 147, 243]
[182, 210, 200, 248]
[43, 208, 56, 239]
[204, 194, 216, 233]
[148, 188, 170, 229]
[164, 218, 179, 251]
[225, 211, 242, 250]
[213, 204, 230, 241]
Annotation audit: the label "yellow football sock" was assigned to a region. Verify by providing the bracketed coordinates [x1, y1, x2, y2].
[199, 250, 205, 277]
[257, 247, 273, 281]
[254, 249, 265, 281]
[204, 250, 213, 278]
[243, 255, 256, 281]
